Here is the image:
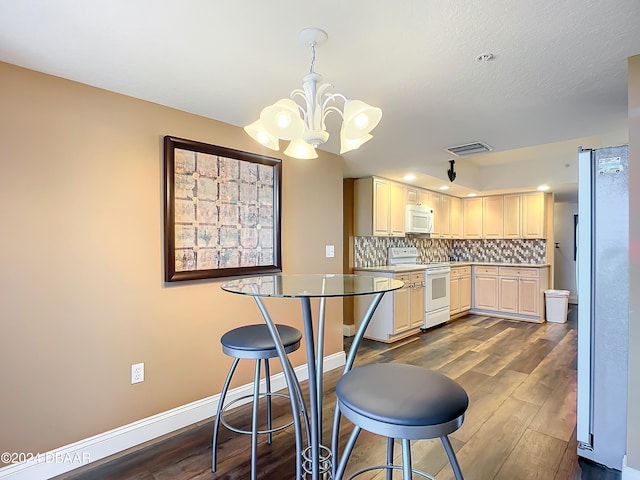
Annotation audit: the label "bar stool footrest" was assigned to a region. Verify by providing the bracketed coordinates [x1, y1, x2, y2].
[220, 392, 294, 435]
[346, 464, 436, 480]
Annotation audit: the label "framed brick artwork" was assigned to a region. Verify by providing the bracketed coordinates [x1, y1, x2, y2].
[163, 136, 282, 282]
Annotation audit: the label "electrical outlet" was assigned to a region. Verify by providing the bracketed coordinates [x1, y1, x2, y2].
[131, 363, 144, 384]
[325, 245, 335, 258]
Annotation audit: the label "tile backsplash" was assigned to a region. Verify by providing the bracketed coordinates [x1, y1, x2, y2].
[353, 237, 547, 267]
[451, 239, 547, 264]
[354, 237, 451, 267]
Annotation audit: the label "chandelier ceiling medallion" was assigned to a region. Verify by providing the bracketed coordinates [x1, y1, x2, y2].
[244, 28, 382, 160]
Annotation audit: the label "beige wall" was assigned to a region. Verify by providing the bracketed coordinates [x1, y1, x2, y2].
[552, 202, 578, 302]
[627, 54, 640, 472]
[0, 62, 344, 457]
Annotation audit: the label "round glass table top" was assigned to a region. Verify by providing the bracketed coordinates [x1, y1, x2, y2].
[221, 274, 404, 298]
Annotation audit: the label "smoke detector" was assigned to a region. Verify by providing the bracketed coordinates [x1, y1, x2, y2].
[476, 53, 495, 62]
[446, 142, 493, 156]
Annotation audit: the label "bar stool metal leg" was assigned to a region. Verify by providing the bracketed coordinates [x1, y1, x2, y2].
[401, 439, 412, 479]
[264, 358, 272, 445]
[250, 359, 261, 480]
[441, 436, 464, 480]
[386, 438, 394, 480]
[211, 357, 239, 472]
[334, 425, 362, 480]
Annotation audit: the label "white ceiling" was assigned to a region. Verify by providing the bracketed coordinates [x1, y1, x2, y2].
[2, 0, 639, 202]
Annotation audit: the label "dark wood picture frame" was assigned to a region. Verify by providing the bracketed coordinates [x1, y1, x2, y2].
[164, 136, 282, 282]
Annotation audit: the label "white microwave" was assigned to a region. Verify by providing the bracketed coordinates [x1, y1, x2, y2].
[405, 204, 434, 234]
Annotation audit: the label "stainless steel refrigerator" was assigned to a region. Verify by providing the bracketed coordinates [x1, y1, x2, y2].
[576, 145, 629, 470]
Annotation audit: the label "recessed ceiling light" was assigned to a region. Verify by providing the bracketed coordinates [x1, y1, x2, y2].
[537, 185, 550, 191]
[439, 185, 450, 190]
[467, 193, 477, 197]
[403, 174, 416, 181]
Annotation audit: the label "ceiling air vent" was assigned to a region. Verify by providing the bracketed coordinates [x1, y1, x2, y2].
[446, 142, 493, 156]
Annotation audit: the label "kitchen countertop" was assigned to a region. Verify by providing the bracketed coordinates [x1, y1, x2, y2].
[355, 261, 550, 273]
[451, 261, 550, 268]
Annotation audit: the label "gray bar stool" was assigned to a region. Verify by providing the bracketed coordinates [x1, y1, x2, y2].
[333, 363, 468, 480]
[212, 324, 303, 480]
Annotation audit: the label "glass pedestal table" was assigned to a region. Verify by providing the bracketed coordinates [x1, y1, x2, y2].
[221, 274, 403, 479]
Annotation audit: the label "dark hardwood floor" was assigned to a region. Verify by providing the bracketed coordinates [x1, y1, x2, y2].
[54, 307, 621, 479]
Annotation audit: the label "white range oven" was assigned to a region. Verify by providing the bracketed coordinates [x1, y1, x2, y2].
[388, 247, 451, 330]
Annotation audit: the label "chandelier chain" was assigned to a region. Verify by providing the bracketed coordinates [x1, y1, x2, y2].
[309, 42, 316, 74]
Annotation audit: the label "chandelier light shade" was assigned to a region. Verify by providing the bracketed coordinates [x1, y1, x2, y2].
[244, 27, 382, 159]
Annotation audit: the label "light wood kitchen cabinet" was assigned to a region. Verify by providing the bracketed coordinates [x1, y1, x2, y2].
[461, 192, 550, 239]
[395, 271, 425, 332]
[393, 273, 411, 332]
[450, 266, 471, 317]
[450, 275, 460, 314]
[389, 182, 405, 236]
[498, 267, 543, 317]
[406, 186, 431, 207]
[482, 196, 504, 238]
[518, 276, 541, 316]
[473, 266, 499, 310]
[354, 269, 425, 343]
[450, 196, 462, 238]
[354, 177, 405, 237]
[472, 266, 549, 322]
[463, 197, 483, 239]
[498, 276, 519, 313]
[409, 271, 425, 328]
[460, 273, 472, 311]
[438, 194, 451, 237]
[521, 192, 547, 238]
[503, 194, 522, 238]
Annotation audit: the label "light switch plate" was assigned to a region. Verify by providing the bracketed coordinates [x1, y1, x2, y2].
[325, 245, 335, 258]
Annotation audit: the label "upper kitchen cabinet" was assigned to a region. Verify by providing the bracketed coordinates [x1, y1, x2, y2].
[463, 192, 551, 239]
[503, 194, 522, 238]
[405, 186, 431, 207]
[450, 196, 462, 238]
[354, 177, 405, 237]
[436, 194, 452, 237]
[462, 197, 483, 238]
[521, 192, 547, 238]
[482, 196, 504, 238]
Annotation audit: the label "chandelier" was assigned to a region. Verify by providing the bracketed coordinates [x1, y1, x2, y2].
[244, 28, 382, 160]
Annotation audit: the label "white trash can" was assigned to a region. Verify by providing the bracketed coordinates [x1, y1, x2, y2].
[545, 289, 570, 323]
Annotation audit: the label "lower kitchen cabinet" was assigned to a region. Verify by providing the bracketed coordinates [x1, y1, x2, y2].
[450, 266, 471, 318]
[393, 273, 411, 332]
[498, 276, 519, 313]
[473, 266, 499, 311]
[472, 265, 549, 322]
[409, 271, 426, 328]
[354, 269, 425, 343]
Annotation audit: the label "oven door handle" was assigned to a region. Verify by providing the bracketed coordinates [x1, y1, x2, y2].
[426, 268, 451, 275]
